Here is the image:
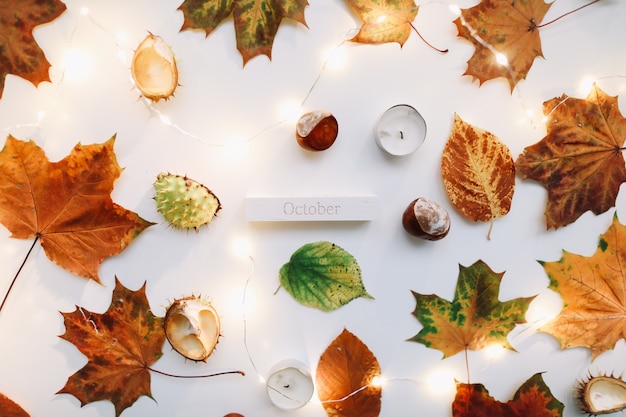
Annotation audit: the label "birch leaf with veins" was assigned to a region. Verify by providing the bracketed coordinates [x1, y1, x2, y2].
[441, 114, 515, 238]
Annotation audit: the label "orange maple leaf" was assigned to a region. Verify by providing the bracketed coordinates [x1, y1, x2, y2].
[58, 278, 165, 417]
[0, 392, 29, 417]
[453, 373, 563, 417]
[441, 114, 515, 239]
[0, 135, 153, 282]
[453, 0, 551, 91]
[345, 0, 418, 46]
[540, 214, 626, 360]
[516, 84, 626, 229]
[316, 329, 381, 417]
[0, 0, 66, 98]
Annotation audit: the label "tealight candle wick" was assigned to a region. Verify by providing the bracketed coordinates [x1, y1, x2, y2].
[400, 131, 404, 139]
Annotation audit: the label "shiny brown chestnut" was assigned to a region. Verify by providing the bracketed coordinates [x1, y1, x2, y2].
[296, 111, 338, 151]
[402, 197, 450, 241]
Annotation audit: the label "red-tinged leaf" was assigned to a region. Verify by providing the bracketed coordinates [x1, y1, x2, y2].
[0, 0, 66, 98]
[316, 329, 381, 417]
[453, 373, 563, 417]
[58, 278, 165, 417]
[0, 392, 29, 417]
[516, 84, 626, 229]
[453, 0, 551, 91]
[0, 136, 153, 282]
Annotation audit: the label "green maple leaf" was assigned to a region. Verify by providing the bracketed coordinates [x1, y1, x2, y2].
[178, 0, 308, 65]
[409, 260, 535, 357]
[0, 0, 66, 98]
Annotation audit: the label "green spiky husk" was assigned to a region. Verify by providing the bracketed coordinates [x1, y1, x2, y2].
[154, 173, 221, 229]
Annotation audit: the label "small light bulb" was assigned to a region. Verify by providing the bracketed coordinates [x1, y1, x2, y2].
[159, 113, 172, 126]
[495, 52, 509, 66]
[232, 238, 252, 259]
[79, 6, 90, 16]
[37, 110, 46, 122]
[526, 292, 561, 326]
[278, 100, 302, 123]
[578, 76, 596, 96]
[484, 343, 506, 360]
[370, 375, 384, 388]
[449, 4, 462, 16]
[427, 368, 456, 394]
[323, 46, 346, 70]
[377, 15, 388, 23]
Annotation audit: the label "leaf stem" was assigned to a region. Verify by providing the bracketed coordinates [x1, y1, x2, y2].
[464, 346, 471, 384]
[487, 219, 494, 241]
[409, 23, 448, 53]
[537, 0, 601, 28]
[0, 235, 39, 315]
[147, 367, 245, 379]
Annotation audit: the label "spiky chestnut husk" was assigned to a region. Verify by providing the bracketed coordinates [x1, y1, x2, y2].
[576, 373, 626, 415]
[153, 173, 221, 230]
[164, 295, 221, 362]
[131, 33, 178, 101]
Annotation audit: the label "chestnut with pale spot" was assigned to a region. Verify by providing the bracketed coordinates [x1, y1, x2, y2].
[296, 110, 339, 151]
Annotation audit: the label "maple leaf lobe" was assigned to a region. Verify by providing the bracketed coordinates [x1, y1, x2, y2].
[0, 135, 153, 282]
[516, 84, 626, 229]
[0, 0, 67, 98]
[58, 278, 165, 417]
[454, 0, 551, 90]
[345, 0, 418, 46]
[178, 0, 308, 64]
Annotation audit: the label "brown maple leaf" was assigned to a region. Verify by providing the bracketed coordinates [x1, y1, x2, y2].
[344, 0, 418, 45]
[540, 214, 626, 359]
[453, 373, 563, 417]
[516, 84, 626, 229]
[0, 392, 29, 417]
[58, 278, 165, 417]
[441, 114, 515, 239]
[453, 0, 551, 91]
[0, 0, 66, 98]
[0, 135, 153, 282]
[178, 0, 308, 65]
[316, 328, 381, 417]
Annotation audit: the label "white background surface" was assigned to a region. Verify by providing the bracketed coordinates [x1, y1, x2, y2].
[0, 0, 625, 416]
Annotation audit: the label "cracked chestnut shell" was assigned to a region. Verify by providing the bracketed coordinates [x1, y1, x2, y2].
[131, 34, 178, 101]
[164, 296, 220, 361]
[296, 111, 338, 151]
[402, 197, 450, 240]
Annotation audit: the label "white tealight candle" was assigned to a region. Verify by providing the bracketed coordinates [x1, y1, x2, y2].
[375, 104, 427, 156]
[266, 360, 314, 410]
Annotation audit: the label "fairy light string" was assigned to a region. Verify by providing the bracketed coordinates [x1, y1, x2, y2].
[1, 0, 623, 411]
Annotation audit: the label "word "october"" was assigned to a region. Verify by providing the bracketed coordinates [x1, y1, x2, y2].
[283, 201, 341, 216]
